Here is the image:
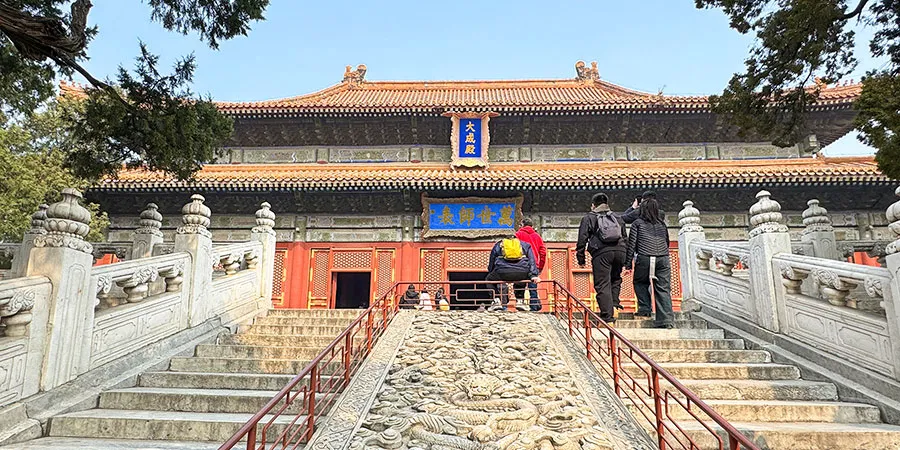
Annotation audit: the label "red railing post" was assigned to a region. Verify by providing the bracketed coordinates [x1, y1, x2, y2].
[366, 310, 374, 354]
[245, 424, 256, 450]
[652, 368, 666, 450]
[343, 332, 352, 385]
[584, 308, 592, 361]
[567, 292, 574, 337]
[730, 435, 740, 450]
[610, 335, 621, 396]
[381, 302, 388, 331]
[305, 365, 319, 442]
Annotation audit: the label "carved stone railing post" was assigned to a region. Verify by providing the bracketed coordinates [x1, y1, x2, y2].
[24, 188, 95, 390]
[173, 194, 213, 327]
[748, 190, 791, 332]
[116, 266, 159, 302]
[11, 204, 48, 277]
[131, 203, 163, 259]
[882, 186, 900, 375]
[677, 200, 706, 301]
[251, 201, 277, 304]
[220, 252, 242, 275]
[801, 199, 840, 260]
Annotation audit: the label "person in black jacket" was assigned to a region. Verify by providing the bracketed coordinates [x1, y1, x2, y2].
[399, 284, 419, 310]
[621, 190, 664, 225]
[576, 193, 627, 324]
[625, 197, 675, 328]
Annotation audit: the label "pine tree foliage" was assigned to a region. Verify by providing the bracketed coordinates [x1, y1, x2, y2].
[696, 0, 900, 178]
[0, 0, 268, 179]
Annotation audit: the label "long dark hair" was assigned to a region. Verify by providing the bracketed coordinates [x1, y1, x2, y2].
[639, 198, 664, 225]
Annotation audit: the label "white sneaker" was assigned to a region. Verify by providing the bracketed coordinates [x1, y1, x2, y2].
[488, 298, 503, 312]
[515, 301, 529, 312]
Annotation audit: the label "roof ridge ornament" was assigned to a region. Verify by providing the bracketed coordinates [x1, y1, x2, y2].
[342, 64, 367, 85]
[575, 60, 600, 82]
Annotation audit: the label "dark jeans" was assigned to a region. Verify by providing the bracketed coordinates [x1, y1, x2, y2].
[634, 254, 674, 326]
[486, 269, 528, 306]
[528, 281, 541, 311]
[591, 250, 625, 323]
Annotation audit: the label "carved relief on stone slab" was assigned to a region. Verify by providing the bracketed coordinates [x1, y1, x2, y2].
[342, 313, 645, 450]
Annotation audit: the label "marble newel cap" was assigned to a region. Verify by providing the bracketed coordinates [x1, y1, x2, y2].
[181, 194, 211, 228]
[44, 188, 91, 238]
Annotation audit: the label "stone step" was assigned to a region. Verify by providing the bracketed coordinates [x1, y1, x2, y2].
[237, 324, 351, 336]
[642, 349, 771, 364]
[627, 338, 745, 350]
[169, 356, 341, 375]
[613, 319, 708, 329]
[140, 371, 297, 391]
[623, 363, 801, 380]
[195, 344, 327, 360]
[614, 312, 693, 321]
[266, 309, 361, 319]
[673, 421, 900, 450]
[0, 437, 223, 449]
[630, 400, 881, 424]
[48, 409, 303, 443]
[221, 333, 364, 347]
[99, 387, 326, 414]
[675, 379, 840, 401]
[604, 328, 726, 340]
[254, 316, 358, 327]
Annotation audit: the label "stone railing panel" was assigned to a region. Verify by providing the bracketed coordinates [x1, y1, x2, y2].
[88, 253, 192, 369]
[0, 276, 52, 407]
[689, 240, 755, 322]
[209, 270, 261, 324]
[772, 253, 898, 378]
[90, 252, 191, 310]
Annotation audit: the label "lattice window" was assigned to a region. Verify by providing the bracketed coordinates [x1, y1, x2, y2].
[310, 250, 330, 305]
[375, 250, 395, 298]
[569, 249, 592, 269]
[547, 249, 568, 284]
[620, 270, 637, 312]
[333, 251, 372, 269]
[572, 272, 593, 302]
[421, 250, 444, 291]
[447, 250, 490, 270]
[271, 249, 287, 307]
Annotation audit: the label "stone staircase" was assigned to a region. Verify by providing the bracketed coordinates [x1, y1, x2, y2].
[609, 312, 900, 450]
[2, 309, 361, 450]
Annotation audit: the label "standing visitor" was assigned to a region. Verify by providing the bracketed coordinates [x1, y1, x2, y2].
[485, 234, 541, 311]
[621, 191, 661, 225]
[575, 193, 627, 325]
[625, 197, 675, 328]
[400, 284, 419, 310]
[515, 217, 547, 311]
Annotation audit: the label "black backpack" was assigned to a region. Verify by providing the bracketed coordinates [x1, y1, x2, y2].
[589, 211, 622, 249]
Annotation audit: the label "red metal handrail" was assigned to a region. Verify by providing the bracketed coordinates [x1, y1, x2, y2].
[218, 283, 401, 450]
[549, 281, 760, 450]
[220, 279, 759, 450]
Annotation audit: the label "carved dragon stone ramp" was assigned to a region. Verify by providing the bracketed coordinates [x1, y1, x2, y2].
[306, 311, 655, 450]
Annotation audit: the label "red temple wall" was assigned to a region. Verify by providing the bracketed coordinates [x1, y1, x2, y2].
[272, 241, 682, 311]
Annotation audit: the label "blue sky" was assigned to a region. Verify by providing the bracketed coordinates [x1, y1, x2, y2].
[77, 1, 880, 155]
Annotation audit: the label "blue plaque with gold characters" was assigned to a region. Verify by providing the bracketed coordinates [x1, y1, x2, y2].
[421, 194, 523, 239]
[442, 111, 499, 169]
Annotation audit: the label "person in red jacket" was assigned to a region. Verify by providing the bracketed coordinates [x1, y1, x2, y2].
[515, 217, 547, 311]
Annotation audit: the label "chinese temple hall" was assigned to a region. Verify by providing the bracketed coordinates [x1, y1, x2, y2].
[84, 61, 892, 310]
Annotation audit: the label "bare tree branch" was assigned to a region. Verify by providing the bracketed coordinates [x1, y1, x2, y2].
[839, 0, 869, 20]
